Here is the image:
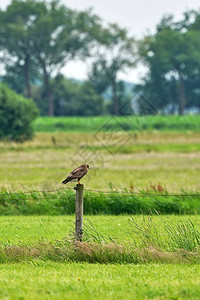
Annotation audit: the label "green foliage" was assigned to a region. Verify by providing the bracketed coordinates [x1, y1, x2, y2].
[0, 0, 45, 98]
[137, 11, 200, 115]
[1, 3, 200, 117]
[52, 77, 104, 116]
[0, 84, 38, 141]
[0, 0, 109, 116]
[89, 23, 136, 115]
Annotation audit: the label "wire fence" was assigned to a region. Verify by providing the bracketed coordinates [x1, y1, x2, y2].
[0, 185, 200, 201]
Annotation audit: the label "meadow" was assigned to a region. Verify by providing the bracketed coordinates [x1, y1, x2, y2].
[0, 214, 200, 298]
[0, 115, 200, 299]
[1, 131, 200, 191]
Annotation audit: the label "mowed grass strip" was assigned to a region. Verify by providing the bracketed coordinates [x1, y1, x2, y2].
[1, 131, 200, 152]
[34, 115, 200, 132]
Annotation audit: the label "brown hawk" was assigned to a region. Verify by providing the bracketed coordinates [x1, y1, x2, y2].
[62, 164, 89, 184]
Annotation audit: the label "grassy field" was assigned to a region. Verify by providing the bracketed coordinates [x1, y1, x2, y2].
[0, 214, 200, 246]
[0, 215, 200, 298]
[0, 131, 200, 191]
[0, 117, 200, 298]
[1, 214, 200, 266]
[0, 129, 200, 215]
[0, 262, 200, 299]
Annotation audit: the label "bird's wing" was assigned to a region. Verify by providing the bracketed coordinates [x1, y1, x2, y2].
[70, 165, 87, 178]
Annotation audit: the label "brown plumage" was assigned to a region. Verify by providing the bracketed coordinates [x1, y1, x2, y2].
[62, 164, 89, 184]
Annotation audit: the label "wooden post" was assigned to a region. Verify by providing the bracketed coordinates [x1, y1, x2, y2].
[75, 183, 84, 242]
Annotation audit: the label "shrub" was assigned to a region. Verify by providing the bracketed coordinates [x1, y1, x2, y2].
[0, 84, 38, 141]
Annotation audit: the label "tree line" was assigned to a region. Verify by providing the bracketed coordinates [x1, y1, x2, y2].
[0, 0, 200, 116]
[137, 11, 200, 115]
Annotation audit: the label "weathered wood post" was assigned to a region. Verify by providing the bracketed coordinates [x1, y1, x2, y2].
[75, 183, 84, 242]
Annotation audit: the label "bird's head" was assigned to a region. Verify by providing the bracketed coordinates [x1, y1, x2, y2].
[83, 163, 89, 170]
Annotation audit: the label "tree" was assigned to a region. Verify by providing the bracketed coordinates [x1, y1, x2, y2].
[88, 62, 109, 95]
[140, 27, 188, 114]
[31, 1, 105, 116]
[138, 12, 200, 114]
[0, 0, 107, 116]
[52, 76, 104, 116]
[0, 0, 45, 98]
[89, 24, 136, 115]
[106, 80, 134, 115]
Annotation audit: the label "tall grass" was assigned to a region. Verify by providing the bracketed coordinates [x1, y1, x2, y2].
[0, 188, 199, 215]
[1, 217, 200, 264]
[129, 215, 200, 251]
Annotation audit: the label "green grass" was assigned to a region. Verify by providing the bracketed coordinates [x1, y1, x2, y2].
[1, 262, 200, 299]
[34, 115, 200, 132]
[1, 215, 200, 265]
[0, 188, 200, 215]
[0, 216, 200, 298]
[0, 214, 199, 247]
[0, 215, 195, 244]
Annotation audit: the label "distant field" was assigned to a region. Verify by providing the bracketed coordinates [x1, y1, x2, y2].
[0, 131, 200, 192]
[34, 115, 200, 132]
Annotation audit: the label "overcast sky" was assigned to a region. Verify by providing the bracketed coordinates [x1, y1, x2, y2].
[1, 0, 200, 82]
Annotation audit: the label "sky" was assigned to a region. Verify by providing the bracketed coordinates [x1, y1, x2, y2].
[1, 0, 200, 83]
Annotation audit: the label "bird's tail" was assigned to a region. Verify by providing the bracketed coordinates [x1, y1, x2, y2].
[62, 178, 70, 184]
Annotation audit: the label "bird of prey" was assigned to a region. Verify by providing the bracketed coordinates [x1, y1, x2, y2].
[62, 164, 89, 184]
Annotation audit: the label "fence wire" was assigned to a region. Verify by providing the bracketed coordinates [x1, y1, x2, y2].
[0, 186, 199, 201]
